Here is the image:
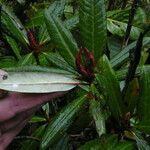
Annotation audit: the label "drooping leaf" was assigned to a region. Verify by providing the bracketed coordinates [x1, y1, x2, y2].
[96, 55, 124, 120]
[79, 0, 107, 61]
[44, 8, 78, 68]
[0, 71, 79, 93]
[40, 95, 87, 150]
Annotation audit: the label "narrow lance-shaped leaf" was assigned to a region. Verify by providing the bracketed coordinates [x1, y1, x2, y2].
[0, 71, 80, 93]
[96, 55, 124, 121]
[79, 0, 107, 61]
[90, 99, 106, 137]
[43, 52, 78, 75]
[40, 95, 87, 150]
[44, 9, 78, 68]
[1, 5, 28, 46]
[5, 35, 22, 60]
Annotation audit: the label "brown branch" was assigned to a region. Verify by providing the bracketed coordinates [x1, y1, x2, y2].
[122, 0, 139, 47]
[122, 26, 150, 99]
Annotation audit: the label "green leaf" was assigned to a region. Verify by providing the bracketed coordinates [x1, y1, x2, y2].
[107, 18, 142, 40]
[116, 65, 150, 81]
[0, 56, 17, 68]
[1, 5, 28, 46]
[134, 132, 150, 150]
[29, 116, 46, 123]
[18, 53, 35, 66]
[78, 135, 135, 150]
[52, 134, 69, 150]
[21, 125, 46, 150]
[40, 95, 87, 150]
[0, 71, 79, 93]
[5, 35, 22, 60]
[4, 65, 73, 75]
[110, 37, 150, 68]
[43, 52, 78, 74]
[90, 99, 106, 137]
[137, 66, 150, 121]
[64, 15, 79, 30]
[115, 141, 135, 150]
[78, 135, 118, 150]
[96, 55, 124, 120]
[136, 121, 150, 134]
[44, 9, 78, 68]
[79, 0, 107, 61]
[38, 24, 50, 44]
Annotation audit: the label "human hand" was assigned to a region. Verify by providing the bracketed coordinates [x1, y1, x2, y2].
[0, 91, 65, 150]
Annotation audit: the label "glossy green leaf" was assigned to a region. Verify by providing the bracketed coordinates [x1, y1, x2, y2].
[44, 9, 78, 68]
[96, 55, 124, 120]
[0, 71, 79, 93]
[79, 0, 107, 61]
[1, 5, 28, 46]
[40, 95, 87, 150]
[137, 66, 150, 121]
[90, 99, 106, 137]
[110, 37, 150, 68]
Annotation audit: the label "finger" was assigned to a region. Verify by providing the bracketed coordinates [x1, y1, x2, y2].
[0, 106, 39, 133]
[0, 92, 65, 122]
[0, 117, 30, 150]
